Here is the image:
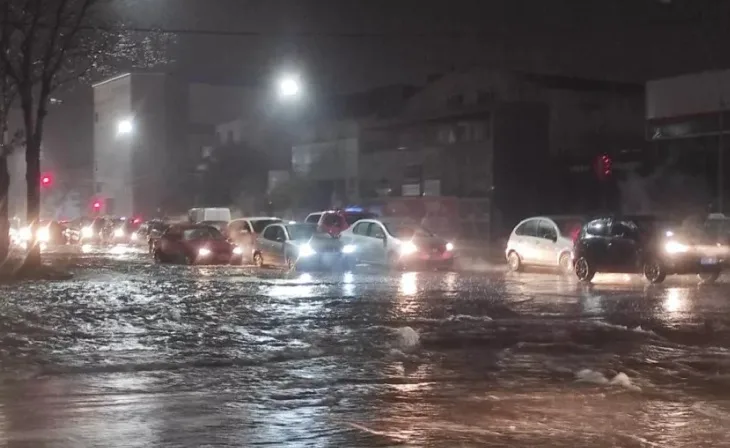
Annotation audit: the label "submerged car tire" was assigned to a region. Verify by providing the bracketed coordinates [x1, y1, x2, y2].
[698, 270, 721, 285]
[574, 257, 595, 282]
[253, 252, 264, 268]
[185, 254, 196, 266]
[153, 249, 165, 264]
[558, 252, 573, 275]
[643, 261, 666, 284]
[507, 251, 522, 272]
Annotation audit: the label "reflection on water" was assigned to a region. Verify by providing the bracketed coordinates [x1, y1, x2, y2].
[663, 287, 690, 315]
[443, 272, 458, 292]
[399, 272, 418, 297]
[343, 272, 355, 296]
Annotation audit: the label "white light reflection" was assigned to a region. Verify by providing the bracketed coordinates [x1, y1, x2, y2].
[81, 244, 93, 253]
[663, 288, 689, 315]
[442, 272, 458, 292]
[343, 272, 355, 296]
[399, 272, 418, 297]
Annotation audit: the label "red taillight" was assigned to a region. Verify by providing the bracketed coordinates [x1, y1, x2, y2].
[571, 228, 580, 242]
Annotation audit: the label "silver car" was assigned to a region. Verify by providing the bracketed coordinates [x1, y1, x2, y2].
[505, 216, 584, 273]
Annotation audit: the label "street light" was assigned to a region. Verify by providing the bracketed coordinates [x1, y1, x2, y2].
[117, 118, 134, 136]
[277, 74, 302, 100]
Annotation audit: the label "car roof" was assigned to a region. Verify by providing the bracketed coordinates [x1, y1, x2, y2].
[234, 217, 281, 221]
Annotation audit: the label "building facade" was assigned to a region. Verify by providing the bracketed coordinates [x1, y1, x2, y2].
[93, 73, 257, 218]
[647, 70, 730, 212]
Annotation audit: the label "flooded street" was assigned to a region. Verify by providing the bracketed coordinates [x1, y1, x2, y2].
[2, 247, 730, 446]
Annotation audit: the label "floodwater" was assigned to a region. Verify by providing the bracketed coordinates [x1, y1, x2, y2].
[1, 246, 730, 446]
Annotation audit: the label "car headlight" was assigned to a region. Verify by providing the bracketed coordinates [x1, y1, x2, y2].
[37, 228, 50, 242]
[19, 226, 32, 241]
[81, 226, 93, 238]
[445, 242, 454, 252]
[400, 241, 418, 256]
[342, 244, 356, 254]
[198, 248, 212, 256]
[114, 228, 125, 238]
[131, 233, 138, 241]
[298, 244, 316, 257]
[232, 246, 243, 255]
[665, 240, 689, 254]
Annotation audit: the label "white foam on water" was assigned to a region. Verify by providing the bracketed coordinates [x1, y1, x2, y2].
[575, 369, 609, 385]
[609, 372, 641, 392]
[575, 369, 641, 391]
[691, 402, 730, 421]
[395, 326, 420, 349]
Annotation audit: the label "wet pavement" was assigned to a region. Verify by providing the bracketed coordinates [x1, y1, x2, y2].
[1, 246, 730, 446]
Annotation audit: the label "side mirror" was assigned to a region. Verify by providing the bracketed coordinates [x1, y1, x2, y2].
[276, 236, 284, 242]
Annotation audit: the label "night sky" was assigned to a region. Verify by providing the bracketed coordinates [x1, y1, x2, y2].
[109, 0, 730, 91]
[39, 0, 730, 172]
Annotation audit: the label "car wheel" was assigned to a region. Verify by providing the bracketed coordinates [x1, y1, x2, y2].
[558, 252, 573, 275]
[698, 270, 720, 284]
[185, 253, 196, 266]
[507, 251, 522, 272]
[574, 257, 595, 282]
[253, 252, 264, 268]
[643, 260, 666, 284]
[153, 249, 164, 264]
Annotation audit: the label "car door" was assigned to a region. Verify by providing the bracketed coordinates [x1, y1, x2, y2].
[260, 225, 280, 263]
[607, 220, 640, 271]
[160, 229, 183, 257]
[270, 226, 287, 265]
[366, 222, 389, 265]
[513, 219, 541, 265]
[579, 219, 612, 269]
[537, 219, 561, 265]
[346, 222, 370, 260]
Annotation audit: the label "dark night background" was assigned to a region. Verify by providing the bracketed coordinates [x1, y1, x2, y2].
[38, 0, 730, 213]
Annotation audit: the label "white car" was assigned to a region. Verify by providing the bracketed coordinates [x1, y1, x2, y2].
[340, 218, 456, 269]
[227, 217, 283, 257]
[505, 216, 584, 273]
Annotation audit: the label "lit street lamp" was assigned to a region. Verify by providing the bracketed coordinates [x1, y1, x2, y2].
[117, 118, 134, 136]
[277, 74, 302, 100]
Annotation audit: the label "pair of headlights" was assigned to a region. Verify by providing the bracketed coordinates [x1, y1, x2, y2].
[400, 241, 454, 256]
[197, 247, 244, 257]
[19, 227, 50, 242]
[295, 243, 356, 258]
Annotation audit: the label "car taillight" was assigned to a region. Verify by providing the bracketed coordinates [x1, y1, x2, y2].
[571, 228, 580, 242]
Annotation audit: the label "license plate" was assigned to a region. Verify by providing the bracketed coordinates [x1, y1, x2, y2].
[701, 257, 718, 265]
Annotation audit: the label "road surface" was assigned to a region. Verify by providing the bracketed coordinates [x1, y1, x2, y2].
[0, 245, 729, 446]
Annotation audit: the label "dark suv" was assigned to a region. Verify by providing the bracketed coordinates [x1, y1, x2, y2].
[573, 216, 725, 284]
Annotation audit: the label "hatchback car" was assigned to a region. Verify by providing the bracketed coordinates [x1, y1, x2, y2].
[253, 222, 355, 271]
[506, 216, 584, 273]
[153, 224, 243, 265]
[340, 218, 455, 270]
[573, 216, 725, 284]
[228, 217, 282, 258]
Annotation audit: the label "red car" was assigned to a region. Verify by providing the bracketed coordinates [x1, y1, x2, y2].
[153, 224, 243, 265]
[305, 208, 378, 237]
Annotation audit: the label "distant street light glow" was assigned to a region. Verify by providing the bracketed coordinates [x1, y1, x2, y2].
[277, 74, 301, 99]
[117, 118, 134, 135]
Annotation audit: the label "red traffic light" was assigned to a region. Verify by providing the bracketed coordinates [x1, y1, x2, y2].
[40, 173, 53, 187]
[594, 154, 612, 180]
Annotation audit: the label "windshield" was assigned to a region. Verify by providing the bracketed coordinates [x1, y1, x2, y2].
[286, 224, 331, 241]
[252, 219, 281, 233]
[183, 227, 225, 241]
[384, 223, 434, 238]
[344, 212, 377, 225]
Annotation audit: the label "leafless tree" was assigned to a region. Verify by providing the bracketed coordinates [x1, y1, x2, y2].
[0, 0, 170, 269]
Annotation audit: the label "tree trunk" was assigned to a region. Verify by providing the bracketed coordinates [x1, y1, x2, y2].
[24, 136, 41, 268]
[0, 155, 9, 264]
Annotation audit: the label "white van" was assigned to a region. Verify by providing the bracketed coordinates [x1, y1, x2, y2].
[188, 208, 232, 224]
